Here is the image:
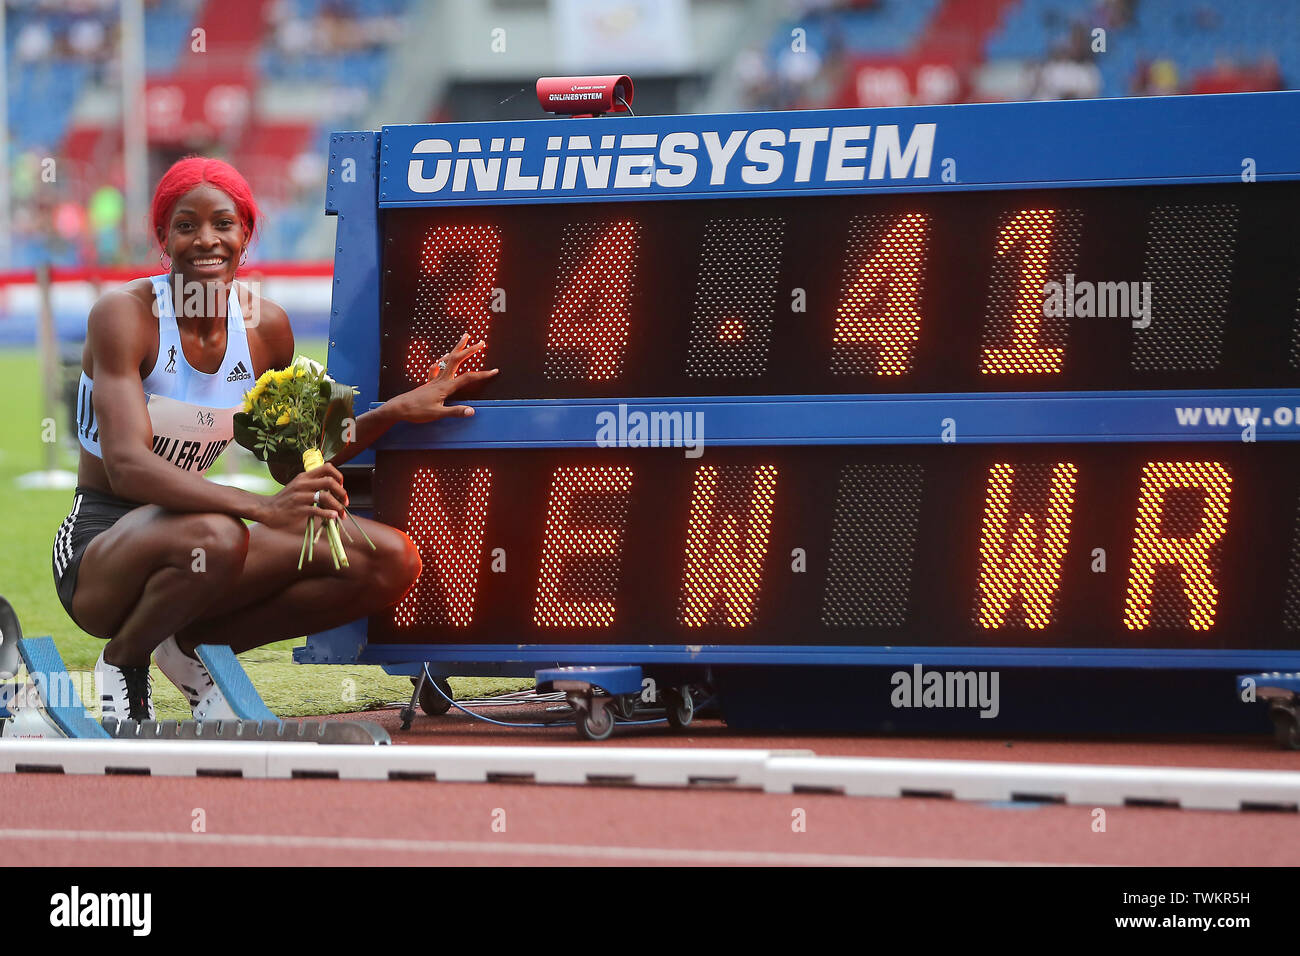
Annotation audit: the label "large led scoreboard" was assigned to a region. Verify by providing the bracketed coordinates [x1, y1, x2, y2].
[303, 92, 1300, 732]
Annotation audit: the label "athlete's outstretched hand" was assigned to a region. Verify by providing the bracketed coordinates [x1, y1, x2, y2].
[257, 462, 348, 528]
[396, 334, 499, 423]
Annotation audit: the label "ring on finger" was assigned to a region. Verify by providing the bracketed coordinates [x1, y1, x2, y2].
[437, 359, 449, 372]
[313, 489, 321, 504]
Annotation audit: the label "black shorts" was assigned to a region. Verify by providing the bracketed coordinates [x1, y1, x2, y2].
[52, 486, 141, 626]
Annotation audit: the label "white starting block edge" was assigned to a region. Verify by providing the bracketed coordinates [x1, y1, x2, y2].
[2, 739, 1298, 812]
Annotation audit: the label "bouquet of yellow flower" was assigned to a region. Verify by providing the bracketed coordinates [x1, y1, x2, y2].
[233, 355, 375, 570]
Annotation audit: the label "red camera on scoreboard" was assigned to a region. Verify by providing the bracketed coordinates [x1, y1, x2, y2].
[536, 75, 634, 116]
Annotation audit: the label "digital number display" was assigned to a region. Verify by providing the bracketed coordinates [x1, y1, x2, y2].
[378, 183, 1300, 399]
[369, 444, 1300, 649]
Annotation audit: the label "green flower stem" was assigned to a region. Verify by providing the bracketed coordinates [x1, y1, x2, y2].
[345, 509, 378, 551]
[301, 511, 355, 572]
[328, 519, 348, 569]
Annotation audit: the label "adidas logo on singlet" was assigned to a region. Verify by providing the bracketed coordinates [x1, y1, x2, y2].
[226, 361, 252, 383]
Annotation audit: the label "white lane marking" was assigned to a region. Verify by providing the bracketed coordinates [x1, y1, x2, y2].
[0, 828, 1072, 867]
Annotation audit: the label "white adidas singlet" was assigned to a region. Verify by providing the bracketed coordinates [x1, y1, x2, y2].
[76, 275, 255, 476]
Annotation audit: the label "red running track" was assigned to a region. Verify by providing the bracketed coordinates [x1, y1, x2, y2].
[2, 704, 1297, 866]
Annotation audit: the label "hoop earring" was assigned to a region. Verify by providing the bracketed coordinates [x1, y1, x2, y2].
[239, 248, 248, 267]
[160, 252, 172, 270]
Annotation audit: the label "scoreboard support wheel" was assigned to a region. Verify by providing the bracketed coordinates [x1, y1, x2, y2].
[536, 667, 642, 740]
[419, 675, 454, 716]
[1237, 674, 1300, 749]
[1269, 703, 1300, 750]
[663, 686, 695, 731]
[399, 671, 454, 730]
[572, 695, 616, 741]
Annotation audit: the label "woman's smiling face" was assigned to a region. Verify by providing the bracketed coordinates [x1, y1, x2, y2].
[157, 183, 248, 285]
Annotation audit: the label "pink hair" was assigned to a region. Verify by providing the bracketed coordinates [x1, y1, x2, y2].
[150, 156, 260, 250]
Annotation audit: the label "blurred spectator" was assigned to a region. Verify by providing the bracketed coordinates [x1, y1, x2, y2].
[11, 151, 41, 206]
[1195, 55, 1250, 94]
[16, 18, 54, 63]
[1132, 58, 1180, 96]
[1256, 55, 1284, 91]
[289, 151, 325, 194]
[318, 1, 359, 52]
[87, 186, 125, 264]
[272, 10, 315, 57]
[1036, 55, 1101, 99]
[1036, 34, 1101, 100]
[734, 48, 778, 110]
[68, 17, 106, 59]
[1191, 54, 1285, 95]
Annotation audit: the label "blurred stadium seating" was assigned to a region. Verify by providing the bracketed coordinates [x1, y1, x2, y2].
[737, 0, 1296, 110]
[3, 0, 1298, 272]
[4, 0, 408, 269]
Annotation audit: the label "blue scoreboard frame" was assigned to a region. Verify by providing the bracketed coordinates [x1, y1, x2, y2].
[298, 92, 1300, 733]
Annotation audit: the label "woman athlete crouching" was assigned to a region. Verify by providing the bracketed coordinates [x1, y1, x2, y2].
[51, 156, 496, 722]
